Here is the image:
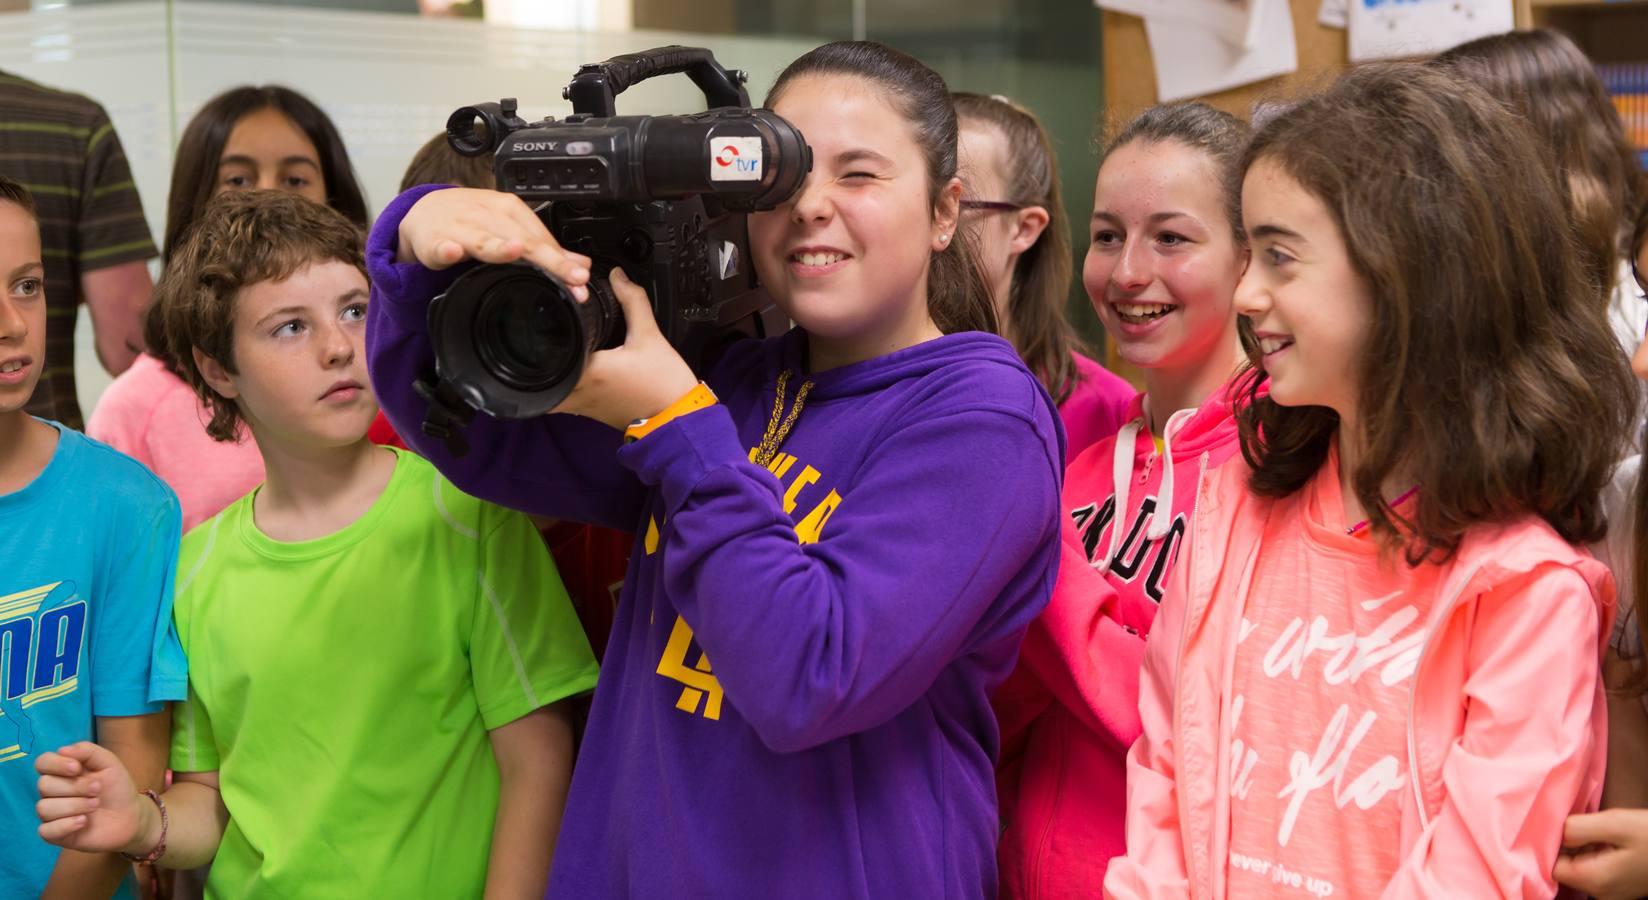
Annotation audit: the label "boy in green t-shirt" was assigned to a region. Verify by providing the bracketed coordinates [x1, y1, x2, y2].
[32, 192, 598, 898]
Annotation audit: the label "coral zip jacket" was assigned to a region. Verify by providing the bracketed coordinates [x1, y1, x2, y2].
[1104, 458, 1614, 900]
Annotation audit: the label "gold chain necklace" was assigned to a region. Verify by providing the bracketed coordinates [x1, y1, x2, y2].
[752, 370, 814, 467]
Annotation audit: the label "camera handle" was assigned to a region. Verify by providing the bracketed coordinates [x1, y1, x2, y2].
[563, 45, 750, 118]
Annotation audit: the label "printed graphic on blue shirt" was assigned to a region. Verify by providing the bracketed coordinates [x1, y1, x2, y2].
[0, 581, 87, 764]
[0, 424, 184, 900]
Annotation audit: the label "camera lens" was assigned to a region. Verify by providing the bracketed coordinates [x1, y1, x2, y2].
[426, 260, 627, 419]
[475, 275, 582, 392]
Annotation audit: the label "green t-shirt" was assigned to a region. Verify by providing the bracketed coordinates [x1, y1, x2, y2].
[169, 449, 599, 898]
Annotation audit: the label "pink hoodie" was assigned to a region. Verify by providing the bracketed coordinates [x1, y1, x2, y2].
[995, 377, 1249, 899]
[1103, 456, 1614, 899]
[1060, 352, 1137, 465]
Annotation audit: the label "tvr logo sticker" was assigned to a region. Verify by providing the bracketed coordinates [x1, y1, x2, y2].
[710, 137, 763, 182]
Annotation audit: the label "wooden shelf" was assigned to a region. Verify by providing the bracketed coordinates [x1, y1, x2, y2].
[1520, 0, 1648, 63]
[1531, 0, 1648, 8]
[1520, 0, 1648, 39]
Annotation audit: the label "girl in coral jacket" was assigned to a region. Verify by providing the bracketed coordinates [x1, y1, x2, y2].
[366, 41, 1063, 900]
[993, 103, 1251, 898]
[1104, 63, 1636, 900]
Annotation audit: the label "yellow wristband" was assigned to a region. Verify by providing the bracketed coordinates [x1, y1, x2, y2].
[624, 383, 718, 443]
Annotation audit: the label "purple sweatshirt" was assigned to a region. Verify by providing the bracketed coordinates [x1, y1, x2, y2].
[365, 186, 1065, 899]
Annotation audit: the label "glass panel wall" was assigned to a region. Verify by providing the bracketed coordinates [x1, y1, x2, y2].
[0, 0, 1103, 413]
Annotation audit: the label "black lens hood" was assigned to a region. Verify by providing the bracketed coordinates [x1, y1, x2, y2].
[426, 263, 587, 419]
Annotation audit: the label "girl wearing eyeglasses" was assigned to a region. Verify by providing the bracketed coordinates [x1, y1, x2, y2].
[954, 93, 1133, 463]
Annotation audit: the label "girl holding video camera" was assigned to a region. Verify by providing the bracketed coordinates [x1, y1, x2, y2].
[365, 40, 1063, 899]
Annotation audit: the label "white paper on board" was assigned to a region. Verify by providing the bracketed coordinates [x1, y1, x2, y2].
[1348, 0, 1514, 62]
[1097, 0, 1264, 51]
[1319, 0, 1348, 29]
[1145, 0, 1298, 103]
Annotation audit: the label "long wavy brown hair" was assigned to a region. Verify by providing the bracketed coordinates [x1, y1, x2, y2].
[953, 93, 1083, 403]
[1435, 29, 1645, 309]
[1236, 63, 1636, 563]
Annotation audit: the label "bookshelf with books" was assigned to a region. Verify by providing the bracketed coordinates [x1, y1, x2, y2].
[1519, 0, 1648, 168]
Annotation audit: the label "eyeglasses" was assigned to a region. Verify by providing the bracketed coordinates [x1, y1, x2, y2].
[960, 200, 1024, 213]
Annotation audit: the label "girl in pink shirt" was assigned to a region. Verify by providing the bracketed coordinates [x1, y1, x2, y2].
[993, 102, 1251, 898]
[1105, 63, 1636, 899]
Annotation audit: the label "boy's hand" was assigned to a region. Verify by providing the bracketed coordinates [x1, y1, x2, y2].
[1554, 808, 1648, 900]
[35, 741, 157, 856]
[552, 268, 697, 430]
[396, 188, 593, 302]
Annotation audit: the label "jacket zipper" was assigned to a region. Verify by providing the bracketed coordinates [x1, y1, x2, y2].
[1173, 452, 1210, 896]
[1027, 715, 1070, 899]
[1402, 562, 1486, 833]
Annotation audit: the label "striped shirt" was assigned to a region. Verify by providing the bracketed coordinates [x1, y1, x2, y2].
[0, 70, 157, 430]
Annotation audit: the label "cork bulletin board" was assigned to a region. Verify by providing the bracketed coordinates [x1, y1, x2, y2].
[1100, 1, 1351, 124]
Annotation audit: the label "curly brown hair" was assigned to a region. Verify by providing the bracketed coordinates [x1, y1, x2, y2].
[1435, 29, 1645, 310]
[143, 85, 370, 376]
[151, 191, 366, 442]
[1236, 62, 1636, 563]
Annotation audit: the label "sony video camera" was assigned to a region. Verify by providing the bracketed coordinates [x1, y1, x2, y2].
[416, 46, 810, 453]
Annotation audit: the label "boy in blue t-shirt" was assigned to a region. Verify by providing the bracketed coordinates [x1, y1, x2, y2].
[0, 177, 186, 899]
[31, 191, 596, 898]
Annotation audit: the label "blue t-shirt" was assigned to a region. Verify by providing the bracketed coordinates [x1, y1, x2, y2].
[0, 421, 187, 898]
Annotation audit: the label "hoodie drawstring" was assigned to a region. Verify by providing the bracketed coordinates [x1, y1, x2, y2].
[1147, 408, 1198, 542]
[1103, 407, 1199, 565]
[1105, 419, 1143, 566]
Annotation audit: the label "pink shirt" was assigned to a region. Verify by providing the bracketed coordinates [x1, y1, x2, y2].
[86, 353, 265, 531]
[1059, 352, 1134, 464]
[1226, 454, 1434, 899]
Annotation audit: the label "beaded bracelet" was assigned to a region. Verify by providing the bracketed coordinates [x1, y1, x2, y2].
[122, 789, 167, 865]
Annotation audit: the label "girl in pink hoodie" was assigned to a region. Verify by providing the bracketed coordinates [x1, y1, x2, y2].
[994, 102, 1251, 898]
[1104, 63, 1637, 900]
